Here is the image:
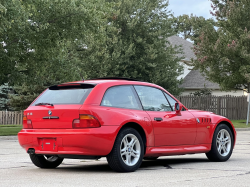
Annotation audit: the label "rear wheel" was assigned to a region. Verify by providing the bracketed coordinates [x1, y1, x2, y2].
[30, 154, 64, 168]
[206, 124, 234, 162]
[107, 127, 144, 172]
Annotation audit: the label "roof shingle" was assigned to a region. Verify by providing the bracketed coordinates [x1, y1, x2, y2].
[179, 70, 220, 89]
[167, 35, 196, 61]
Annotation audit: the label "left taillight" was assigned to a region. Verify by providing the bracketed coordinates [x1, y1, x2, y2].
[72, 114, 101, 128]
[23, 115, 33, 129]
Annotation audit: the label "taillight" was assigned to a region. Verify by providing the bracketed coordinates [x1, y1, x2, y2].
[72, 114, 101, 128]
[23, 115, 33, 129]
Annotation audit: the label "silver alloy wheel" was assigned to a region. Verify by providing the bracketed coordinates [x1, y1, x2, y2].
[120, 134, 141, 166]
[216, 129, 231, 156]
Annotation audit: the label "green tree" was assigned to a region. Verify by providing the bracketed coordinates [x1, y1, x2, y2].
[0, 0, 113, 86]
[0, 0, 113, 110]
[173, 14, 215, 44]
[0, 83, 13, 110]
[190, 86, 212, 96]
[77, 0, 183, 95]
[192, 0, 250, 92]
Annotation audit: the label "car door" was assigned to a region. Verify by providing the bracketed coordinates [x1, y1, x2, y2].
[134, 85, 197, 146]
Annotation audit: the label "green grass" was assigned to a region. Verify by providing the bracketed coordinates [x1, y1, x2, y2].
[0, 125, 22, 136]
[231, 120, 250, 128]
[0, 120, 249, 136]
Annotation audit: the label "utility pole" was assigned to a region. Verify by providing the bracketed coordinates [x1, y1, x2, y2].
[247, 83, 250, 126]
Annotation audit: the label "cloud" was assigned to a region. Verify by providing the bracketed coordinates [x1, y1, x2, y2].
[168, 0, 212, 19]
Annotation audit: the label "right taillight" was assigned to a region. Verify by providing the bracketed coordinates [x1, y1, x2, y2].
[73, 114, 101, 128]
[23, 115, 33, 129]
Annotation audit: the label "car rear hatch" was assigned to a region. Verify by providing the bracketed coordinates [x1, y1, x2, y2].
[25, 83, 95, 129]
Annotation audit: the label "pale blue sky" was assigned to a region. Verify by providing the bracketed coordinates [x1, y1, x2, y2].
[168, 0, 212, 19]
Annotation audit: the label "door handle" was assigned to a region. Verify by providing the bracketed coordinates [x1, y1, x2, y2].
[154, 117, 163, 121]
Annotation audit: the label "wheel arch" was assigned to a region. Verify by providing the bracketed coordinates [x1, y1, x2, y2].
[118, 122, 147, 154]
[214, 121, 236, 147]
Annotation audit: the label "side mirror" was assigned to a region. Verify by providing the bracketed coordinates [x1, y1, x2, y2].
[175, 103, 182, 114]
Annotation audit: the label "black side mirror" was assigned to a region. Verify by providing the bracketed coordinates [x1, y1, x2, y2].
[175, 103, 182, 114]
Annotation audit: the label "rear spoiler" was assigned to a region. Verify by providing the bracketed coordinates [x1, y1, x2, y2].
[49, 83, 96, 90]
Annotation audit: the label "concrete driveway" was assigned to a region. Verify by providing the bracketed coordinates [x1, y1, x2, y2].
[0, 131, 249, 187]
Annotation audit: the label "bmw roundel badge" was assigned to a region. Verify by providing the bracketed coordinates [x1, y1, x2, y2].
[48, 110, 52, 115]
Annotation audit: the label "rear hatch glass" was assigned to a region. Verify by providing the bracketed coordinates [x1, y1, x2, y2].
[27, 83, 94, 129]
[32, 84, 94, 106]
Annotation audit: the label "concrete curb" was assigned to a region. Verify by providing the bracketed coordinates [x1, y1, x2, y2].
[235, 128, 250, 131]
[0, 136, 18, 140]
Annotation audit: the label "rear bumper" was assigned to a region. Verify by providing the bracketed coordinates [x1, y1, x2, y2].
[18, 126, 119, 156]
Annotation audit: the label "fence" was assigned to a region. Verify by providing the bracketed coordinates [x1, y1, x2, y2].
[176, 95, 248, 120]
[0, 111, 23, 125]
[0, 95, 248, 124]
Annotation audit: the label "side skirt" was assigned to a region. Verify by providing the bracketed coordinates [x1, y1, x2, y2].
[145, 144, 211, 157]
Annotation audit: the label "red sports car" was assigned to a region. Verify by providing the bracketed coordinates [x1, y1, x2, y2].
[18, 78, 236, 172]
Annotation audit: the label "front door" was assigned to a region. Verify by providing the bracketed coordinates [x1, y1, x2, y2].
[134, 85, 197, 146]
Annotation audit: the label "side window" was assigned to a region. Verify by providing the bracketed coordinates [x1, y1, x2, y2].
[134, 86, 171, 111]
[101, 86, 140, 110]
[164, 93, 177, 111]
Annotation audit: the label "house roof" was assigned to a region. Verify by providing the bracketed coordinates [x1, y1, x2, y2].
[167, 35, 196, 61]
[179, 70, 221, 89]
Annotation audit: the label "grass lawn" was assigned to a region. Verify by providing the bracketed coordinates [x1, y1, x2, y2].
[231, 120, 250, 128]
[0, 125, 22, 136]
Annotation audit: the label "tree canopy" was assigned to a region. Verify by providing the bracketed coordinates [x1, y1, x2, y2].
[192, 0, 250, 92]
[0, 0, 183, 110]
[173, 14, 215, 44]
[77, 0, 183, 95]
[0, 0, 112, 86]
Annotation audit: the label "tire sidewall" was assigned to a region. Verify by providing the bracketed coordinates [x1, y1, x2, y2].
[211, 124, 234, 161]
[115, 128, 144, 172]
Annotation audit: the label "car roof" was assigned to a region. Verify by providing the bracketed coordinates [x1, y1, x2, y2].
[70, 78, 160, 88]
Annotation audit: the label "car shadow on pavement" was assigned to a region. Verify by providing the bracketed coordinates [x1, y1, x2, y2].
[140, 158, 209, 170]
[56, 157, 209, 173]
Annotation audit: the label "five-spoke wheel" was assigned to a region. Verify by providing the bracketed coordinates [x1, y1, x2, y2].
[206, 124, 234, 162]
[107, 127, 144, 172]
[216, 129, 231, 157]
[120, 134, 141, 166]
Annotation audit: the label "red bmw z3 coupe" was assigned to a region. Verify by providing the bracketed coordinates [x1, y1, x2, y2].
[18, 78, 236, 172]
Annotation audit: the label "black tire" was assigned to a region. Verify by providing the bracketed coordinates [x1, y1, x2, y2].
[29, 154, 64, 168]
[206, 124, 234, 162]
[107, 127, 144, 172]
[143, 157, 159, 161]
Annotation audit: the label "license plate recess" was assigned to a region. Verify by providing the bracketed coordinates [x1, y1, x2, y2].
[39, 138, 57, 151]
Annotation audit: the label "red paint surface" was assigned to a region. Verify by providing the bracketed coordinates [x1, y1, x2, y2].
[18, 79, 236, 157]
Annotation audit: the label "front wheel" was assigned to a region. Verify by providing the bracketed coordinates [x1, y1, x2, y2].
[107, 127, 144, 172]
[30, 154, 64, 168]
[206, 124, 234, 162]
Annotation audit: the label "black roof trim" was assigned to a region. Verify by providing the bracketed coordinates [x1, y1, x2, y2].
[49, 83, 96, 90]
[90, 77, 141, 82]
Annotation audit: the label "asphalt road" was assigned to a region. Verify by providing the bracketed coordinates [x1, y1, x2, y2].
[0, 131, 249, 187]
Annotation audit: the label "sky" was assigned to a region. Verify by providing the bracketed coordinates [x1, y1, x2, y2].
[168, 0, 213, 19]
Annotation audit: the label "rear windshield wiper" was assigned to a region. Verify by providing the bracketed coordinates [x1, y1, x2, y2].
[35, 103, 54, 106]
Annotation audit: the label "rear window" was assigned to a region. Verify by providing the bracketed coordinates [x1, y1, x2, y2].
[32, 88, 93, 105]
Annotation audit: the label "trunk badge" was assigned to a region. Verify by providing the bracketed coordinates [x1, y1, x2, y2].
[48, 110, 52, 115]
